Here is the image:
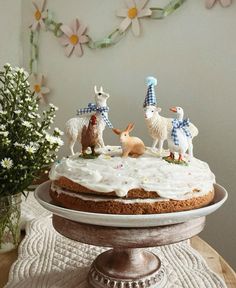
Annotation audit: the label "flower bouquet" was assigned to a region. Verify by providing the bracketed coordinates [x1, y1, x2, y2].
[0, 63, 63, 252]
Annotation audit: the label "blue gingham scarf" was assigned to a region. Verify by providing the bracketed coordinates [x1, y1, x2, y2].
[171, 118, 192, 146]
[77, 103, 113, 128]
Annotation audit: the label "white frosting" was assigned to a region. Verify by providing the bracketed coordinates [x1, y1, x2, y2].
[51, 183, 212, 203]
[49, 146, 215, 200]
[51, 183, 170, 203]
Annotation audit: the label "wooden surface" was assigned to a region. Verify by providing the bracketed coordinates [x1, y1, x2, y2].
[0, 235, 235, 288]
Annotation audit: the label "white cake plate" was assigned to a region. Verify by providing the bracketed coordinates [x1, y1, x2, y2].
[35, 181, 227, 228]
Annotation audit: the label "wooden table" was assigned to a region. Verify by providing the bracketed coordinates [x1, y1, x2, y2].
[0, 235, 235, 288]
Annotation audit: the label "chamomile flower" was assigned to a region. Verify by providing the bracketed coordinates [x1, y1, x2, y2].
[54, 127, 64, 136]
[0, 111, 7, 115]
[49, 103, 58, 111]
[14, 142, 24, 148]
[0, 131, 9, 137]
[22, 120, 32, 128]
[1, 158, 13, 169]
[25, 144, 37, 153]
[53, 137, 64, 146]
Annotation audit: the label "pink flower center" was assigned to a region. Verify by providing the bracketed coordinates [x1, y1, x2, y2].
[128, 7, 138, 19]
[34, 84, 41, 93]
[34, 10, 41, 21]
[70, 34, 79, 45]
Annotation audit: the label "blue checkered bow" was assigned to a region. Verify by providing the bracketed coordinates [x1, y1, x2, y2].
[77, 103, 113, 128]
[171, 118, 192, 146]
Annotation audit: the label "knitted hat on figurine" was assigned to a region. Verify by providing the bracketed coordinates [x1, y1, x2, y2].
[143, 76, 157, 108]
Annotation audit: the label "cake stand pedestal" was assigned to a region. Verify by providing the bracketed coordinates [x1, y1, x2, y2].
[52, 215, 205, 288]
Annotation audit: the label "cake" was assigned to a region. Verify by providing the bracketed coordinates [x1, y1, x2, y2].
[49, 146, 215, 214]
[50, 78, 216, 214]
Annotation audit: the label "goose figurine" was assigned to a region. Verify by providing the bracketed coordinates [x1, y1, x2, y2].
[165, 106, 192, 164]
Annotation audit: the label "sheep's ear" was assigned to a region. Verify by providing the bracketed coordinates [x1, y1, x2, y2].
[126, 123, 135, 132]
[94, 85, 98, 94]
[113, 128, 121, 135]
[157, 107, 162, 112]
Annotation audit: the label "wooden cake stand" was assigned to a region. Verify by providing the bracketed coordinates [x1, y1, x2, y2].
[35, 182, 227, 288]
[52, 215, 205, 288]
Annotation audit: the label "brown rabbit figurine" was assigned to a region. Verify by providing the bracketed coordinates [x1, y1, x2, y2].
[113, 123, 145, 157]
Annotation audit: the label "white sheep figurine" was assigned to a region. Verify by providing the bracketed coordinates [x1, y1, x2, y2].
[143, 77, 198, 157]
[65, 86, 112, 155]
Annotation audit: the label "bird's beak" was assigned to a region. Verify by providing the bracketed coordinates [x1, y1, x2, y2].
[170, 107, 177, 113]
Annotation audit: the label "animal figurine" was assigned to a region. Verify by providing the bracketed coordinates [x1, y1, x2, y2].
[65, 86, 112, 155]
[143, 76, 198, 155]
[81, 115, 99, 157]
[113, 123, 145, 158]
[165, 106, 193, 164]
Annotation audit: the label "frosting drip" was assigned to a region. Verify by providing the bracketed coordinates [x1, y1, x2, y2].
[49, 146, 215, 199]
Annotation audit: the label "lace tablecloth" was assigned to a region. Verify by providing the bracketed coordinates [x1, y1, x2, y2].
[4, 193, 227, 288]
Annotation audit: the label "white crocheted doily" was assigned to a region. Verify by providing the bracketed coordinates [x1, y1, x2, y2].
[5, 193, 227, 288]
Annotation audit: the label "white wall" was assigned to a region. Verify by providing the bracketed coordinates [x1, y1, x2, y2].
[0, 0, 22, 66]
[21, 0, 236, 268]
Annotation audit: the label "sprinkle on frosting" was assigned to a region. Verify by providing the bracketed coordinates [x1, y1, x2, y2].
[49, 146, 215, 199]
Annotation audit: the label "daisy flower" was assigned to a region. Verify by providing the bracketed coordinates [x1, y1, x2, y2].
[29, 0, 47, 31]
[25, 144, 37, 154]
[59, 19, 89, 57]
[54, 127, 64, 136]
[117, 0, 152, 36]
[22, 120, 32, 128]
[29, 74, 50, 104]
[0, 131, 9, 137]
[205, 0, 232, 8]
[14, 142, 24, 148]
[1, 158, 13, 169]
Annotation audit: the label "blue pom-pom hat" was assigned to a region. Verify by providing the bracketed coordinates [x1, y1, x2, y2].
[143, 76, 157, 108]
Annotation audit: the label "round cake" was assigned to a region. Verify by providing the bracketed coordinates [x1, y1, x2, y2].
[49, 146, 215, 214]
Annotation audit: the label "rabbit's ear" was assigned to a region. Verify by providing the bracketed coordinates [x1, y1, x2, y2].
[113, 128, 121, 135]
[126, 123, 135, 132]
[94, 85, 98, 94]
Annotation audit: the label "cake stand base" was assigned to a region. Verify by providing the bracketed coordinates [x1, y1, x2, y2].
[88, 248, 166, 288]
[52, 215, 205, 288]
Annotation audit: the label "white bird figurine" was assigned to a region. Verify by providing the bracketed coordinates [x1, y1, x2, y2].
[165, 106, 193, 164]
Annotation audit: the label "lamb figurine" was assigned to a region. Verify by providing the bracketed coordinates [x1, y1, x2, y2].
[143, 76, 198, 156]
[65, 86, 112, 155]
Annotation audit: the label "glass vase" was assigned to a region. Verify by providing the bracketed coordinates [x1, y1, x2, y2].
[0, 193, 22, 253]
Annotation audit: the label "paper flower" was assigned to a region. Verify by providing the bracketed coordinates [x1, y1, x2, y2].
[29, 74, 50, 104]
[205, 0, 232, 8]
[30, 0, 47, 31]
[59, 19, 89, 57]
[117, 0, 152, 36]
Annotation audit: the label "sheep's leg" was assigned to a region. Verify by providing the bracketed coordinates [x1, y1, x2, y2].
[151, 139, 158, 150]
[97, 136, 105, 148]
[158, 139, 164, 154]
[69, 139, 75, 155]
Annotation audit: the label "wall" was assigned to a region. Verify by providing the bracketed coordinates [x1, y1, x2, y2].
[21, 0, 236, 268]
[0, 0, 22, 66]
